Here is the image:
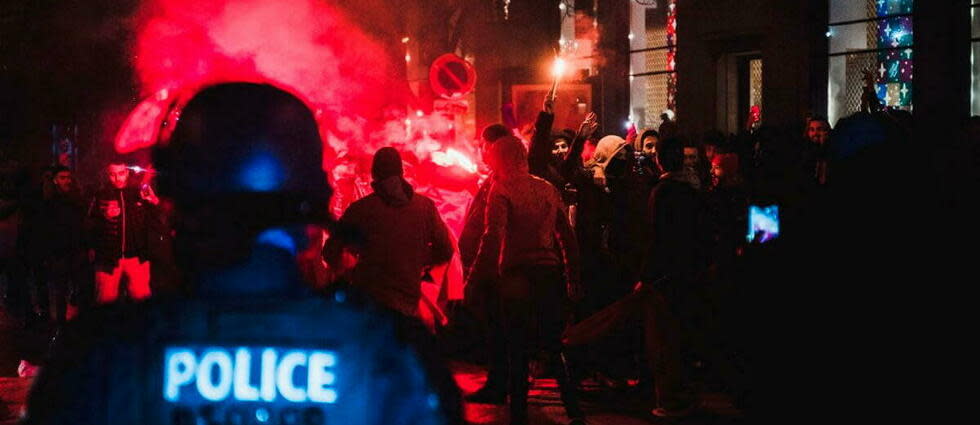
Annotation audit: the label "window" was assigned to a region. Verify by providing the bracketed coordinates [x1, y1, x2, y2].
[972, 2, 980, 115]
[749, 58, 763, 111]
[628, 0, 677, 131]
[828, 0, 914, 126]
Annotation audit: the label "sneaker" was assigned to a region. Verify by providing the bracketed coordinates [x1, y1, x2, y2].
[464, 386, 507, 404]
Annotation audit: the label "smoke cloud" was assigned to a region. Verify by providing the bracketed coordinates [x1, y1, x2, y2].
[123, 0, 481, 234]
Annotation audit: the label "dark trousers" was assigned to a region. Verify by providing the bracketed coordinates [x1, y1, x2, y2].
[500, 265, 583, 424]
[391, 311, 464, 424]
[1, 258, 30, 322]
[32, 255, 83, 325]
[466, 276, 509, 391]
[484, 288, 508, 390]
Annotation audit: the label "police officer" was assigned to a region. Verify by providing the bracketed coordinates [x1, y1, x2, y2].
[24, 83, 461, 425]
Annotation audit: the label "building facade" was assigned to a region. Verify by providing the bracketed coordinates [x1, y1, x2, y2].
[466, 0, 974, 145]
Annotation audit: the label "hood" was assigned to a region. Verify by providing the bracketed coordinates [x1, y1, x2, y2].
[487, 136, 529, 178]
[371, 176, 414, 207]
[587, 135, 627, 170]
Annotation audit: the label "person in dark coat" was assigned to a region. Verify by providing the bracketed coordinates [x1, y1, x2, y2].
[706, 153, 748, 264]
[23, 167, 86, 324]
[641, 136, 700, 418]
[466, 135, 584, 425]
[324, 147, 454, 321]
[658, 110, 678, 140]
[458, 123, 514, 404]
[526, 98, 600, 232]
[799, 117, 832, 190]
[85, 161, 158, 303]
[465, 110, 593, 404]
[24, 83, 463, 425]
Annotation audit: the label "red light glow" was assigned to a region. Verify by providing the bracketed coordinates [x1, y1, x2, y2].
[114, 88, 173, 153]
[119, 0, 484, 310]
[431, 148, 478, 174]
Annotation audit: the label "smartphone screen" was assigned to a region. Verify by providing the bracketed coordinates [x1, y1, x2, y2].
[747, 205, 780, 243]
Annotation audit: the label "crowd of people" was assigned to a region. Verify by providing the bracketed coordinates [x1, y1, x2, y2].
[2, 81, 975, 424]
[1, 159, 175, 329]
[448, 98, 839, 423]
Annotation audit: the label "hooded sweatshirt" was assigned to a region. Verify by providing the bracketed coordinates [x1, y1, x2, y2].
[587, 135, 628, 188]
[467, 136, 580, 290]
[325, 176, 454, 317]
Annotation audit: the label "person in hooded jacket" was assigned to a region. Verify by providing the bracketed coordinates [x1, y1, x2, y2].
[459, 124, 512, 273]
[323, 147, 454, 321]
[527, 98, 562, 188]
[566, 134, 652, 384]
[524, 97, 600, 232]
[466, 135, 584, 425]
[458, 123, 514, 404]
[579, 135, 650, 304]
[22, 166, 87, 325]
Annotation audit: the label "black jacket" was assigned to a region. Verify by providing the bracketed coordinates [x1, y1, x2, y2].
[643, 175, 701, 283]
[24, 190, 86, 262]
[85, 186, 153, 271]
[527, 111, 564, 188]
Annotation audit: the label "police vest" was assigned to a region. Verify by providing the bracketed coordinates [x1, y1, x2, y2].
[23, 293, 449, 425]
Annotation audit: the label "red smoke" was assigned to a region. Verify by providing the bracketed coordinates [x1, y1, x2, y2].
[121, 0, 482, 238]
[133, 0, 396, 119]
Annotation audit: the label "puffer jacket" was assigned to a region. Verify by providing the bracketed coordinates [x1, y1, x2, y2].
[85, 186, 152, 271]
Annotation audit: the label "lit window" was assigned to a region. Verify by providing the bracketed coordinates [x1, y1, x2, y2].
[628, 0, 677, 131]
[971, 2, 980, 115]
[828, 0, 914, 125]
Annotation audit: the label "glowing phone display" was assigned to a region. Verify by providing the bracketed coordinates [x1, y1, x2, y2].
[747, 205, 779, 243]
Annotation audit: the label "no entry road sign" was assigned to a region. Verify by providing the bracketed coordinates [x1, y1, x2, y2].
[429, 53, 476, 99]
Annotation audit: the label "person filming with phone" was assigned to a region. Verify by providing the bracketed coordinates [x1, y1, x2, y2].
[85, 160, 158, 304]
